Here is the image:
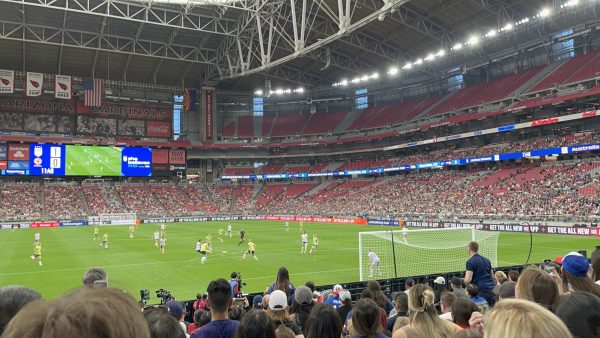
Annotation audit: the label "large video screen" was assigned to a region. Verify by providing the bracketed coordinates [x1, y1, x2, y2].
[27, 144, 152, 177]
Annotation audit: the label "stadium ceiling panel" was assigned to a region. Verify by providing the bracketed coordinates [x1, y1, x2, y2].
[0, 0, 575, 89]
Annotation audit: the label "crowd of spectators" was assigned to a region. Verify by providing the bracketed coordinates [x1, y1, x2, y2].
[44, 185, 88, 220]
[1, 245, 599, 338]
[0, 184, 42, 221]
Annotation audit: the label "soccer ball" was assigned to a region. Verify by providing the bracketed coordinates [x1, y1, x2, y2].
[30, 255, 34, 260]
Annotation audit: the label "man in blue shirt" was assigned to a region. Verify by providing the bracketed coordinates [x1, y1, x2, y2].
[191, 279, 239, 338]
[464, 241, 496, 306]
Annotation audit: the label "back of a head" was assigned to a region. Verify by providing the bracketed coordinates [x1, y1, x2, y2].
[275, 325, 295, 338]
[451, 298, 479, 326]
[0, 285, 42, 335]
[208, 278, 233, 312]
[351, 298, 381, 336]
[395, 292, 408, 312]
[143, 307, 185, 338]
[517, 268, 559, 310]
[234, 309, 275, 338]
[407, 284, 456, 338]
[451, 329, 483, 338]
[303, 303, 342, 338]
[555, 292, 600, 338]
[82, 268, 107, 287]
[465, 283, 479, 297]
[468, 241, 479, 253]
[276, 267, 291, 295]
[440, 292, 457, 311]
[483, 298, 572, 338]
[498, 281, 516, 300]
[592, 248, 600, 282]
[507, 270, 519, 282]
[2, 287, 150, 338]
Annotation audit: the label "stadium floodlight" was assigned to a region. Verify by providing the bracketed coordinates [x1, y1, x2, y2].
[414, 58, 423, 65]
[562, 0, 579, 7]
[370, 72, 379, 79]
[425, 53, 435, 61]
[254, 90, 263, 96]
[388, 67, 399, 76]
[452, 43, 463, 51]
[402, 63, 413, 70]
[351, 77, 361, 84]
[467, 36, 480, 45]
[436, 49, 446, 57]
[485, 29, 497, 38]
[296, 87, 304, 93]
[341, 79, 349, 86]
[274, 89, 284, 95]
[284, 89, 292, 94]
[539, 8, 551, 17]
[502, 23, 514, 31]
[361, 75, 370, 81]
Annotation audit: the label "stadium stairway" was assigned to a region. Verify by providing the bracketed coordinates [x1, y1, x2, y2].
[302, 181, 333, 197]
[79, 187, 92, 215]
[40, 188, 47, 219]
[323, 162, 344, 172]
[511, 63, 564, 97]
[335, 109, 368, 132]
[413, 91, 455, 119]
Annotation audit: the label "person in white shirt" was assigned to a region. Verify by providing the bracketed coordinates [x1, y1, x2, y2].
[439, 292, 457, 321]
[153, 230, 160, 247]
[300, 231, 308, 254]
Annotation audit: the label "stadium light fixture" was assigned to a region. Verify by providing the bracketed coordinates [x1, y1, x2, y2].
[402, 63, 413, 70]
[361, 75, 370, 81]
[274, 89, 283, 95]
[539, 8, 551, 17]
[341, 79, 349, 86]
[295, 87, 304, 93]
[351, 77, 361, 84]
[436, 49, 446, 57]
[451, 43, 463, 51]
[467, 36, 480, 46]
[388, 67, 399, 76]
[485, 29, 497, 38]
[502, 23, 514, 31]
[425, 53, 435, 61]
[254, 90, 263, 96]
[370, 72, 379, 79]
[414, 58, 423, 65]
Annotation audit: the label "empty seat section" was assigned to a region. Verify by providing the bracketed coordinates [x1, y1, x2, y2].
[237, 115, 254, 137]
[529, 52, 600, 92]
[303, 111, 347, 134]
[271, 114, 308, 137]
[222, 121, 235, 137]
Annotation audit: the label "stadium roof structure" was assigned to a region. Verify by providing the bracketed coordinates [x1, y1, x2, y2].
[0, 0, 596, 91]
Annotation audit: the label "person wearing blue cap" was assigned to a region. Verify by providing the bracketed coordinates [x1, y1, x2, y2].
[560, 252, 600, 298]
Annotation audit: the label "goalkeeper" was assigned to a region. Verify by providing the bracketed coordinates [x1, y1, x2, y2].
[368, 249, 380, 278]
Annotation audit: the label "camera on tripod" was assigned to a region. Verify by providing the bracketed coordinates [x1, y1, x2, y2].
[155, 288, 173, 304]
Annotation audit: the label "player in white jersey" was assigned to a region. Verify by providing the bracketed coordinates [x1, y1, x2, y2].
[285, 221, 289, 232]
[227, 224, 232, 238]
[402, 227, 408, 243]
[160, 224, 166, 235]
[153, 230, 160, 247]
[368, 249, 380, 278]
[300, 231, 309, 254]
[159, 237, 166, 254]
[34, 231, 40, 244]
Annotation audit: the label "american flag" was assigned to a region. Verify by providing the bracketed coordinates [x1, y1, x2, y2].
[83, 78, 102, 106]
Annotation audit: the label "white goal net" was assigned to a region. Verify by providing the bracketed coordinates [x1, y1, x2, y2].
[358, 227, 499, 281]
[89, 213, 137, 225]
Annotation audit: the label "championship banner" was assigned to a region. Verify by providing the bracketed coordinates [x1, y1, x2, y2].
[205, 89, 213, 138]
[25, 72, 43, 97]
[54, 75, 72, 99]
[0, 70, 14, 94]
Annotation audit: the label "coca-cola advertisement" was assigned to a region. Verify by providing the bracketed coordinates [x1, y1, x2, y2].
[146, 121, 171, 138]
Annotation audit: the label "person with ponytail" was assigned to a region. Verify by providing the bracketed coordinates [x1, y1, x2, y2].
[392, 284, 460, 338]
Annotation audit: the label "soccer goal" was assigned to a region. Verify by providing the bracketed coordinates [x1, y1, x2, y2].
[358, 227, 499, 281]
[95, 213, 137, 225]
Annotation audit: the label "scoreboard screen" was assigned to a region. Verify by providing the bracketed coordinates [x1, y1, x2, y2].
[29, 144, 66, 176]
[27, 144, 152, 177]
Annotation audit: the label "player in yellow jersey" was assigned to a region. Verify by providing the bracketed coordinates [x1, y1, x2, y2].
[218, 228, 224, 243]
[99, 233, 108, 249]
[128, 225, 135, 238]
[309, 234, 319, 254]
[299, 221, 304, 232]
[94, 226, 99, 241]
[241, 239, 258, 261]
[31, 242, 42, 266]
[206, 234, 213, 251]
[200, 241, 209, 264]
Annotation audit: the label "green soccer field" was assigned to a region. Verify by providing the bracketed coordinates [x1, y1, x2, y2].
[0, 220, 597, 302]
[65, 145, 122, 176]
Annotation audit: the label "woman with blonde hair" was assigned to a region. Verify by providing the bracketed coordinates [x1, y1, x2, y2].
[482, 298, 571, 338]
[515, 267, 560, 311]
[392, 284, 460, 338]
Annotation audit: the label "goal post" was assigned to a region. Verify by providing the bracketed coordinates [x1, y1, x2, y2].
[89, 213, 138, 225]
[358, 227, 499, 281]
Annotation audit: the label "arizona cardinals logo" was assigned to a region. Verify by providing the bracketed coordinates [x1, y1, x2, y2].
[0, 77, 9, 85]
[30, 80, 40, 88]
[58, 82, 68, 90]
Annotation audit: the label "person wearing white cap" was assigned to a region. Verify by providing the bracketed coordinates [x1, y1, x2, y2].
[265, 290, 304, 338]
[324, 284, 343, 308]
